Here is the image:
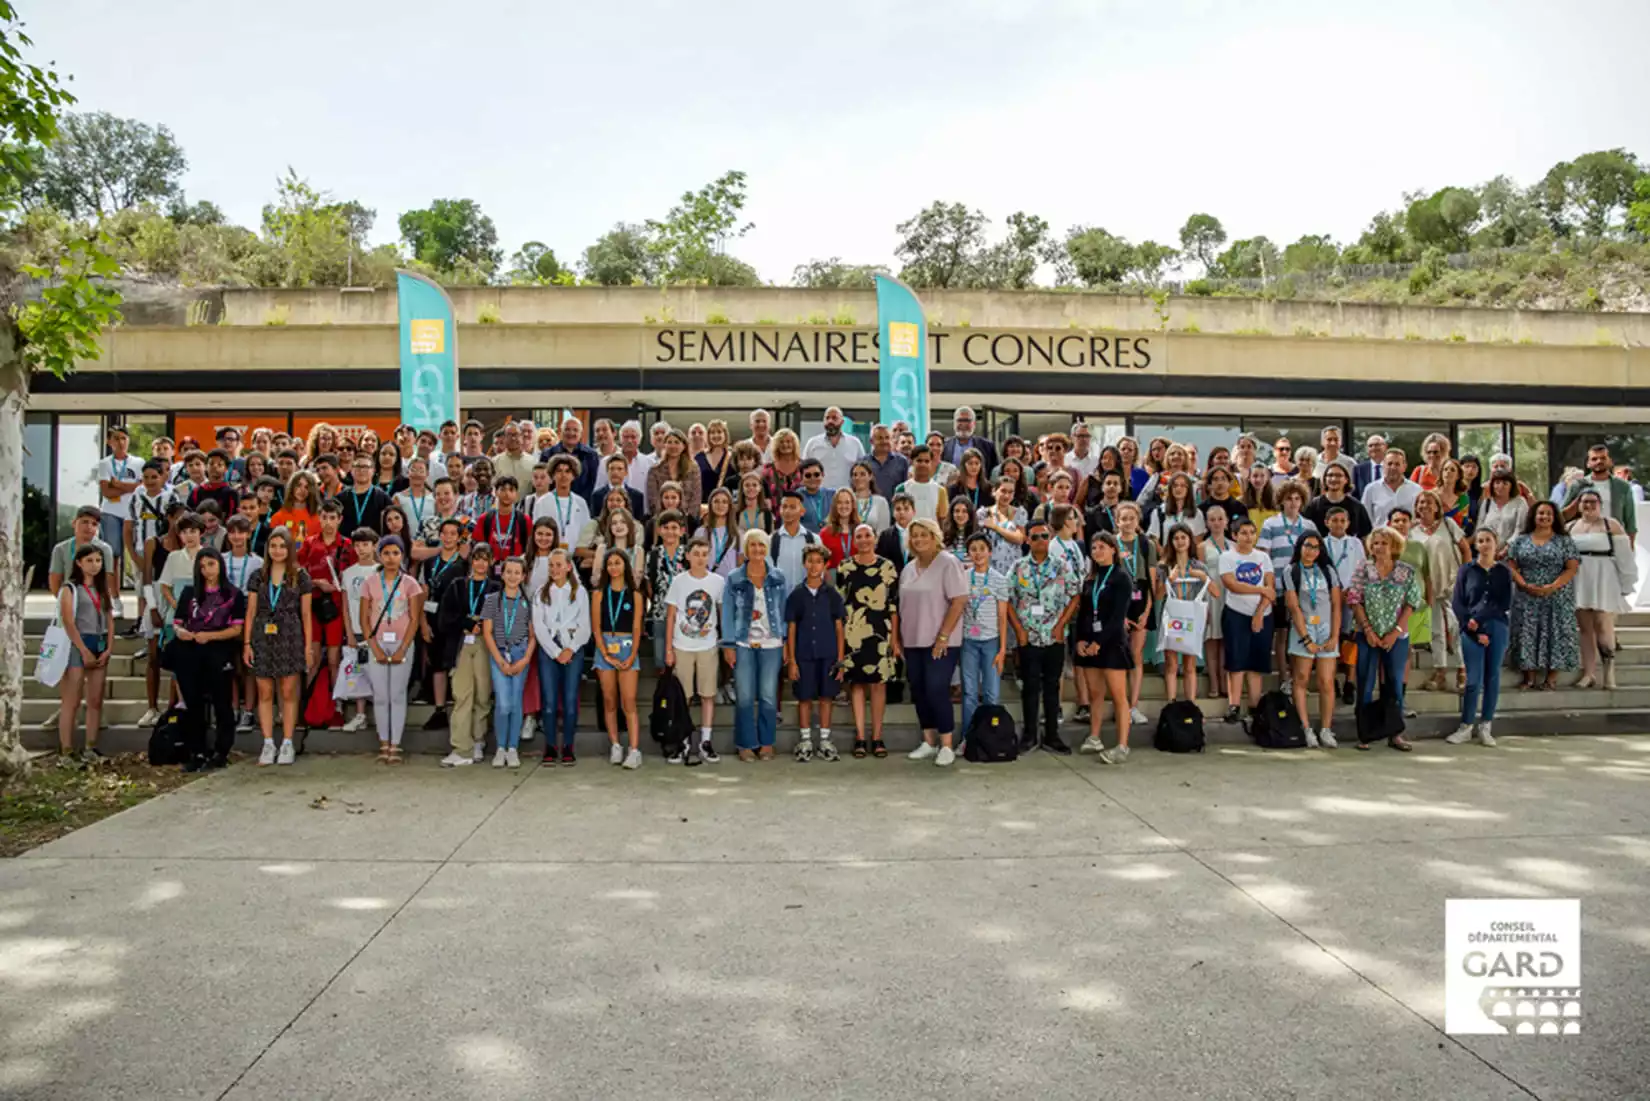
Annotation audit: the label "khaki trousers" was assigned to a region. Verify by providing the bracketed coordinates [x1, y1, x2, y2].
[450, 639, 493, 754]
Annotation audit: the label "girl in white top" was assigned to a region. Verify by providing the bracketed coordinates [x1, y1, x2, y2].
[533, 548, 593, 761]
[1148, 472, 1205, 544]
[1567, 488, 1637, 689]
[695, 487, 742, 580]
[976, 475, 1028, 577]
[849, 461, 891, 533]
[1199, 502, 1233, 699]
[591, 509, 645, 589]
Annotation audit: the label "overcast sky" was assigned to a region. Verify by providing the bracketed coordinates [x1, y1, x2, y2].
[26, 0, 1650, 281]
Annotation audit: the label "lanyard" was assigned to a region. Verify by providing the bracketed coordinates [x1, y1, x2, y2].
[967, 569, 993, 622]
[1120, 535, 1141, 577]
[1090, 566, 1115, 617]
[1026, 555, 1056, 602]
[712, 529, 728, 565]
[1331, 538, 1349, 571]
[488, 509, 520, 555]
[740, 507, 763, 531]
[1304, 566, 1321, 606]
[268, 577, 284, 610]
[553, 494, 575, 534]
[350, 488, 372, 529]
[430, 552, 459, 587]
[808, 493, 826, 527]
[1281, 514, 1302, 540]
[229, 555, 251, 591]
[606, 585, 629, 630]
[375, 573, 403, 634]
[82, 583, 103, 620]
[857, 496, 873, 522]
[467, 579, 487, 617]
[472, 492, 495, 515]
[406, 493, 428, 530]
[112, 456, 132, 482]
[964, 484, 983, 508]
[501, 592, 523, 639]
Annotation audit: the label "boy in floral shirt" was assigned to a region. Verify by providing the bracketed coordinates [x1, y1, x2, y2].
[1006, 516, 1084, 754]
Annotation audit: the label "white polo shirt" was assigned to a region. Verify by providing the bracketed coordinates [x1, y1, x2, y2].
[802, 432, 864, 490]
[1360, 478, 1422, 527]
[95, 453, 142, 519]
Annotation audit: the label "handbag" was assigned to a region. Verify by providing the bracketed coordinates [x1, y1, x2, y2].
[34, 588, 75, 688]
[312, 553, 341, 624]
[1355, 690, 1406, 743]
[1159, 575, 1208, 657]
[332, 648, 371, 701]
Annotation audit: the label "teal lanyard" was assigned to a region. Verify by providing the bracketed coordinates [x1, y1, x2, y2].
[407, 493, 428, 530]
[230, 555, 251, 591]
[467, 580, 486, 618]
[501, 592, 522, 640]
[712, 529, 728, 565]
[1331, 539, 1349, 573]
[1090, 565, 1115, 618]
[554, 494, 574, 534]
[606, 586, 628, 630]
[431, 552, 458, 588]
[1028, 556, 1055, 602]
[351, 488, 372, 529]
[741, 507, 763, 531]
[968, 569, 991, 622]
[1304, 567, 1321, 607]
[375, 574, 403, 636]
[1121, 535, 1140, 578]
[857, 496, 873, 522]
[252, 519, 267, 550]
[268, 579, 283, 610]
[808, 494, 826, 527]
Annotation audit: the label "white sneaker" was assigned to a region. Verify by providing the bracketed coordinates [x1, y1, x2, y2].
[1318, 728, 1338, 749]
[505, 748, 520, 769]
[276, 740, 295, 766]
[492, 748, 507, 768]
[1129, 708, 1147, 726]
[1475, 723, 1496, 747]
[1304, 728, 1320, 748]
[609, 743, 625, 765]
[1098, 744, 1130, 765]
[908, 742, 938, 761]
[258, 740, 276, 766]
[623, 748, 642, 770]
[794, 739, 814, 763]
[935, 746, 955, 767]
[472, 743, 486, 762]
[1079, 735, 1105, 754]
[342, 713, 368, 733]
[137, 708, 161, 728]
[439, 752, 471, 767]
[1444, 724, 1474, 745]
[521, 716, 536, 742]
[1280, 677, 1294, 695]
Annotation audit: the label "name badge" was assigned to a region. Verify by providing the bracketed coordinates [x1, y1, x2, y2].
[1029, 603, 1044, 617]
[264, 623, 279, 635]
[1091, 618, 1105, 633]
[382, 632, 398, 645]
[463, 634, 477, 646]
[1308, 615, 1321, 627]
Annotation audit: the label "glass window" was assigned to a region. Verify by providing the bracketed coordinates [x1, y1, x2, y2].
[1351, 421, 1446, 472]
[122, 414, 169, 463]
[1514, 426, 1549, 498]
[1550, 424, 1650, 500]
[55, 414, 102, 535]
[1131, 420, 1242, 473]
[25, 413, 52, 587]
[1243, 420, 1345, 468]
[1456, 423, 1506, 464]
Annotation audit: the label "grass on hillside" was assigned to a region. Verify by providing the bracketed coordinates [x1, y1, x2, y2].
[0, 754, 200, 857]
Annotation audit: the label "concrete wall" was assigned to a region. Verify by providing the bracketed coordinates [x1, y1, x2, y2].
[210, 285, 1650, 347]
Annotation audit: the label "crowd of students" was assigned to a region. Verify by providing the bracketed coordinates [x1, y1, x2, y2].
[44, 411, 1639, 770]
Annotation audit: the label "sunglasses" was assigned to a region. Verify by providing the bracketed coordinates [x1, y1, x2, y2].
[1029, 532, 1050, 541]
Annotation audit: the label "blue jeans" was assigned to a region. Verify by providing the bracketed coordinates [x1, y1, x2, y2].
[1356, 635, 1411, 709]
[490, 640, 530, 750]
[959, 636, 1002, 737]
[1459, 619, 1509, 725]
[733, 646, 782, 750]
[537, 647, 585, 750]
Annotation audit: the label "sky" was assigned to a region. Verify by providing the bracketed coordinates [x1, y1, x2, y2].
[24, 0, 1650, 282]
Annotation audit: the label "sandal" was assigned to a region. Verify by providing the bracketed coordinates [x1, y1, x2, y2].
[1355, 742, 1371, 751]
[376, 744, 391, 763]
[1388, 736, 1413, 752]
[387, 745, 404, 764]
[757, 746, 775, 760]
[871, 738, 888, 758]
[852, 738, 867, 759]
[737, 749, 756, 762]
[1540, 679, 1557, 692]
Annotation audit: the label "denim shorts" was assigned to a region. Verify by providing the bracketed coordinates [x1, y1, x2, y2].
[595, 633, 634, 672]
[69, 633, 107, 670]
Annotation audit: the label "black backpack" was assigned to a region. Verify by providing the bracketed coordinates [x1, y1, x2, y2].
[1249, 690, 1306, 749]
[1153, 700, 1206, 753]
[649, 674, 694, 757]
[1356, 690, 1406, 744]
[962, 704, 1018, 763]
[147, 706, 191, 766]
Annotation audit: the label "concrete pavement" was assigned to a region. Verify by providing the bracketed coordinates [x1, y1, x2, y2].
[3, 737, 1648, 1099]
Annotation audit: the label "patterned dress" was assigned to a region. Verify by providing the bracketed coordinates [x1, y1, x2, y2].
[838, 555, 900, 684]
[246, 566, 315, 678]
[1508, 532, 1581, 671]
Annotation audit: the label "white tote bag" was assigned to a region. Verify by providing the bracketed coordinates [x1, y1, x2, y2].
[332, 648, 371, 701]
[34, 589, 76, 688]
[1159, 576, 1208, 658]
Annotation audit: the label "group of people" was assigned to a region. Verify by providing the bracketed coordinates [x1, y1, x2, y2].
[45, 409, 1638, 770]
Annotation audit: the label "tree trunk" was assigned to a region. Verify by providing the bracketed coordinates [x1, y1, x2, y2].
[0, 339, 31, 780]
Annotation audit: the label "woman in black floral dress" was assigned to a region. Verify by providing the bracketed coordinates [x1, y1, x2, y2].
[837, 524, 900, 757]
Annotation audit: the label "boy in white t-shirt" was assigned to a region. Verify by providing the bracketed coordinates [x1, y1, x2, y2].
[1322, 505, 1367, 706]
[1217, 518, 1275, 723]
[665, 537, 727, 765]
[339, 528, 379, 733]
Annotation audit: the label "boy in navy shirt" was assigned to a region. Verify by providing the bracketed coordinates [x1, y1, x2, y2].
[784, 546, 845, 762]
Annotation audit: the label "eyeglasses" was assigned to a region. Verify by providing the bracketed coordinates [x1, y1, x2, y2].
[804, 472, 822, 479]
[1029, 532, 1050, 541]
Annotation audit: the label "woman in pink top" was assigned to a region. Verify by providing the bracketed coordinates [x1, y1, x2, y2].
[358, 535, 426, 762]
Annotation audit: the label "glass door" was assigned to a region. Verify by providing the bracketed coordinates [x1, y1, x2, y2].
[1455, 423, 1507, 464]
[977, 406, 1020, 446]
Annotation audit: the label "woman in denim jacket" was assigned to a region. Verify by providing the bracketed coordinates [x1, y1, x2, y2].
[720, 529, 790, 760]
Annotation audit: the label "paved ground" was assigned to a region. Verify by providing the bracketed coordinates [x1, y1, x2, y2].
[3, 736, 1648, 1100]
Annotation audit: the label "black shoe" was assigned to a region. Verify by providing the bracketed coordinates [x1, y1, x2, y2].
[1073, 705, 1091, 723]
[685, 741, 703, 767]
[560, 746, 576, 766]
[423, 709, 450, 731]
[205, 754, 230, 770]
[1339, 681, 1355, 706]
[541, 749, 558, 765]
[1041, 737, 1071, 756]
[1224, 706, 1241, 724]
[182, 756, 208, 773]
[120, 622, 143, 639]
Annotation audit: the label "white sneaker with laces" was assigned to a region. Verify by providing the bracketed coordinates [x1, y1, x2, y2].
[623, 748, 642, 770]
[492, 748, 507, 768]
[935, 746, 955, 767]
[817, 738, 839, 762]
[1129, 708, 1147, 726]
[137, 708, 160, 728]
[1475, 723, 1496, 747]
[505, 748, 520, 768]
[521, 716, 536, 742]
[276, 740, 295, 766]
[1318, 728, 1338, 749]
[440, 752, 472, 768]
[342, 713, 368, 733]
[258, 740, 276, 766]
[908, 742, 937, 761]
[794, 739, 814, 763]
[472, 743, 486, 762]
[1304, 728, 1320, 748]
[1098, 744, 1131, 765]
[1079, 735, 1105, 754]
[1444, 724, 1474, 745]
[666, 748, 685, 764]
[609, 743, 625, 765]
[700, 740, 720, 764]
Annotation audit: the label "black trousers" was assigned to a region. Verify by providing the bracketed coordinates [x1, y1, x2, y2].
[1019, 643, 1065, 746]
[174, 640, 236, 759]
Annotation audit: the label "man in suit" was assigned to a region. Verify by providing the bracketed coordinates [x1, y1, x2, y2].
[539, 415, 601, 501]
[942, 406, 999, 474]
[586, 452, 646, 519]
[1353, 434, 1387, 498]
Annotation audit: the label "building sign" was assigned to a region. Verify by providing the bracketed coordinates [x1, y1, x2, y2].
[651, 327, 1159, 371]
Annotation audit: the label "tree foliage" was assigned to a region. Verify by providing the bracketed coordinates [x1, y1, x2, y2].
[581, 222, 655, 285]
[1281, 234, 1339, 273]
[1214, 236, 1279, 280]
[792, 257, 878, 289]
[506, 241, 567, 285]
[645, 170, 754, 283]
[1406, 186, 1481, 252]
[20, 110, 185, 219]
[260, 169, 353, 287]
[970, 211, 1060, 289]
[398, 197, 502, 278]
[895, 201, 987, 288]
[1177, 213, 1226, 275]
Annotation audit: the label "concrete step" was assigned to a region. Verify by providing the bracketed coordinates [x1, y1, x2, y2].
[25, 653, 143, 678]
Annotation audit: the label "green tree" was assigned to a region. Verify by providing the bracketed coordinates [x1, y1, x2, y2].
[507, 241, 566, 284]
[20, 110, 185, 218]
[1628, 176, 1650, 240]
[1064, 225, 1134, 286]
[792, 257, 877, 289]
[1405, 187, 1481, 252]
[1343, 211, 1409, 263]
[0, 3, 125, 776]
[581, 222, 655, 285]
[1214, 236, 1280, 280]
[1177, 213, 1226, 274]
[1473, 175, 1545, 248]
[1281, 233, 1339, 272]
[167, 197, 224, 227]
[700, 252, 761, 287]
[1564, 149, 1643, 237]
[260, 169, 352, 286]
[645, 170, 754, 283]
[398, 197, 502, 279]
[894, 200, 987, 288]
[1129, 240, 1178, 284]
[969, 210, 1061, 289]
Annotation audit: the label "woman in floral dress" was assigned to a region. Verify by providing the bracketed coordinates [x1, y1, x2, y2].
[1506, 500, 1581, 690]
[837, 524, 900, 757]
